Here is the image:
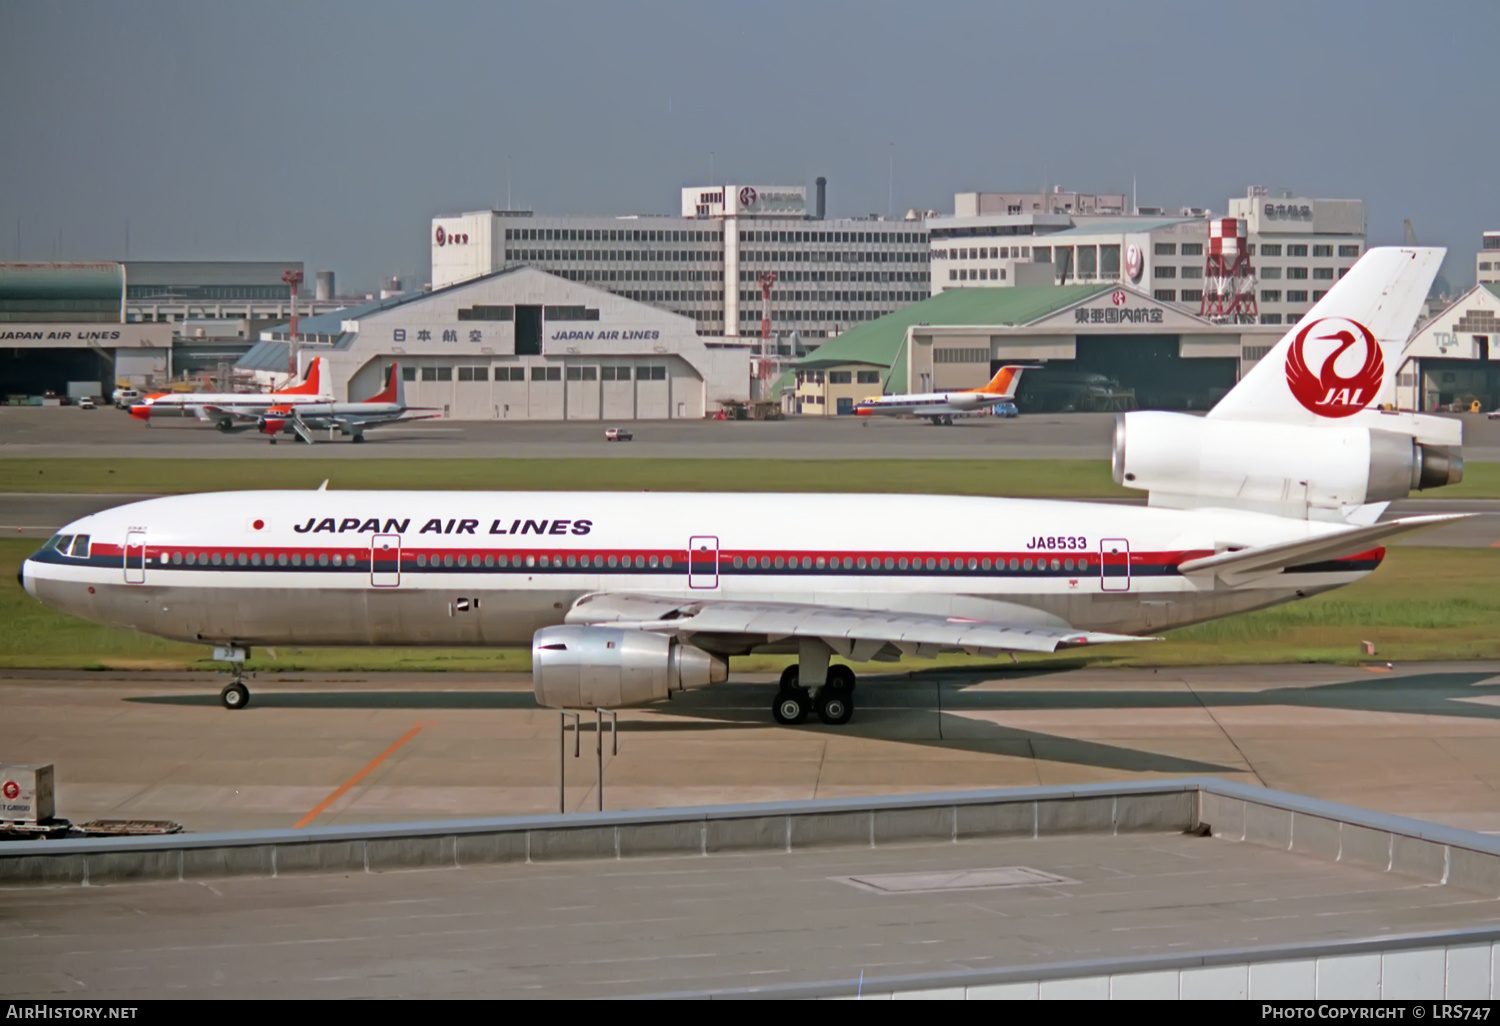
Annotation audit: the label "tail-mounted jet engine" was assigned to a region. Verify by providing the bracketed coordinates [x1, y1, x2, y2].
[531, 625, 728, 709]
[1113, 410, 1463, 512]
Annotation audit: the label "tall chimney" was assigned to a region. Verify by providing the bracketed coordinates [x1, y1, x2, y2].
[815, 177, 827, 220]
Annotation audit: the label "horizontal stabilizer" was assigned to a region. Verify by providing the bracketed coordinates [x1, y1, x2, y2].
[1177, 513, 1467, 580]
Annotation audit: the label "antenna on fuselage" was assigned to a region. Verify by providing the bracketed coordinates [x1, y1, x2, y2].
[317, 479, 329, 491]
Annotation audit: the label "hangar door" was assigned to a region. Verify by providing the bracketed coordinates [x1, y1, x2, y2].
[1014, 336, 1237, 413]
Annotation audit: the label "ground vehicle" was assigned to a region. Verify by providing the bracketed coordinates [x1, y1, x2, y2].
[77, 397, 96, 410]
[604, 427, 633, 441]
[112, 388, 141, 409]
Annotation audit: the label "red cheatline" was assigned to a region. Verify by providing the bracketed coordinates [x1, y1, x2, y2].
[293, 723, 425, 829]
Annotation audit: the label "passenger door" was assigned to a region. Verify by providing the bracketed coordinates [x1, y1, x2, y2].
[1100, 538, 1130, 592]
[124, 531, 146, 584]
[371, 534, 401, 588]
[688, 536, 719, 590]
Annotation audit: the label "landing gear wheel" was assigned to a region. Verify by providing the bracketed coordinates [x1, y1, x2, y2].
[351, 433, 366, 444]
[220, 682, 249, 710]
[772, 687, 809, 725]
[826, 664, 856, 694]
[816, 690, 854, 725]
[778, 664, 799, 690]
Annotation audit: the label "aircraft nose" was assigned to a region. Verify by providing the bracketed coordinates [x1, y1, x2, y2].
[18, 559, 36, 599]
[129, 405, 151, 421]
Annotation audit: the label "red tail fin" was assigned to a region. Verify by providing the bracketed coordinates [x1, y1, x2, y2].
[364, 363, 400, 404]
[971, 364, 1032, 398]
[279, 357, 325, 396]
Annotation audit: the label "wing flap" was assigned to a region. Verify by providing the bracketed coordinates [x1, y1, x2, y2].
[566, 594, 1151, 653]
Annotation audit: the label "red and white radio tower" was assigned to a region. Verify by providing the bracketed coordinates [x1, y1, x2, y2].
[757, 271, 778, 385]
[282, 268, 304, 378]
[1199, 218, 1257, 324]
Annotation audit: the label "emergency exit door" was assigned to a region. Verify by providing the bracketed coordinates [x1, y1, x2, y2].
[688, 536, 719, 589]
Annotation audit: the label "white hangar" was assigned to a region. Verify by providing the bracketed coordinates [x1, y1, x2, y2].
[241, 265, 750, 420]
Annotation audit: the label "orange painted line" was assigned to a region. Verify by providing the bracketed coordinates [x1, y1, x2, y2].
[294, 723, 425, 829]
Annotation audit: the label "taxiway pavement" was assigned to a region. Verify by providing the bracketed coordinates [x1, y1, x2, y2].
[6, 662, 1500, 835]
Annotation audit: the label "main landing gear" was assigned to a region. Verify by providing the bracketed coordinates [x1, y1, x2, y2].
[213, 645, 251, 710]
[772, 663, 856, 726]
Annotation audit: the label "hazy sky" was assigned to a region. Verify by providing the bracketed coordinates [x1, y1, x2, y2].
[2, 0, 1496, 292]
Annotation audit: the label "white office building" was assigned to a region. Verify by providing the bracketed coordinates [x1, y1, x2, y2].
[430, 180, 931, 343]
[927, 188, 1367, 327]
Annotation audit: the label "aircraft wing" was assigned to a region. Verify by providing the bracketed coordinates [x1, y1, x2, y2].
[1176, 513, 1468, 582]
[565, 593, 1151, 658]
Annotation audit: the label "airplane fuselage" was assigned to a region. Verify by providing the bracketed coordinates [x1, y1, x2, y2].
[21, 490, 1377, 652]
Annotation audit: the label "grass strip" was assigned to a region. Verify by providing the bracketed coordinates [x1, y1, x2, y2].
[5, 539, 1498, 673]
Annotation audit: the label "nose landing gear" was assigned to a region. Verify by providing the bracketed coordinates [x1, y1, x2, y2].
[771, 663, 856, 726]
[212, 645, 251, 710]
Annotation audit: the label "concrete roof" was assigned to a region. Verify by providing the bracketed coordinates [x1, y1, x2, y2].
[796, 284, 1110, 387]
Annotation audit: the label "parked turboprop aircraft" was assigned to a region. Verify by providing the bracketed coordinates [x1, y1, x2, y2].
[258, 363, 439, 444]
[21, 249, 1465, 724]
[854, 365, 1033, 424]
[128, 358, 333, 430]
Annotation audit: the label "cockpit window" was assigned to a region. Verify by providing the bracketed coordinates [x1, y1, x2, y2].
[51, 535, 74, 553]
[69, 535, 90, 558]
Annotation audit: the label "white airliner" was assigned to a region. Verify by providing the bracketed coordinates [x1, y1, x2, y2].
[20, 248, 1465, 724]
[129, 357, 333, 430]
[854, 365, 1031, 424]
[256, 363, 439, 444]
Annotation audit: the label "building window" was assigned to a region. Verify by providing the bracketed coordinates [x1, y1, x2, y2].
[600, 366, 631, 381]
[1313, 244, 1332, 257]
[544, 306, 600, 321]
[421, 366, 439, 381]
[1287, 267, 1308, 280]
[1312, 290, 1328, 301]
[1154, 243, 1177, 255]
[1260, 244, 1283, 257]
[1313, 267, 1334, 280]
[458, 305, 514, 321]
[496, 366, 526, 381]
[1338, 245, 1360, 258]
[1180, 266, 1202, 279]
[1180, 289, 1203, 302]
[531, 366, 561, 381]
[1180, 243, 1203, 256]
[828, 371, 852, 384]
[457, 366, 488, 381]
[1287, 290, 1309, 303]
[933, 348, 989, 364]
[1153, 266, 1176, 279]
[1261, 267, 1282, 280]
[1260, 314, 1283, 325]
[1260, 290, 1282, 302]
[948, 269, 957, 281]
[640, 366, 667, 381]
[1100, 244, 1121, 275]
[1154, 289, 1177, 302]
[856, 370, 881, 384]
[1287, 244, 1308, 257]
[402, 366, 417, 381]
[1244, 345, 1273, 360]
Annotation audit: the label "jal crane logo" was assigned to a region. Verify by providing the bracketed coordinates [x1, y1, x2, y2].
[1284, 316, 1384, 418]
[738, 186, 757, 208]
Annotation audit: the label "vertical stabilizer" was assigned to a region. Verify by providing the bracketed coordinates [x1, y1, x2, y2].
[281, 356, 327, 397]
[972, 365, 1033, 399]
[363, 363, 404, 406]
[1208, 247, 1443, 423]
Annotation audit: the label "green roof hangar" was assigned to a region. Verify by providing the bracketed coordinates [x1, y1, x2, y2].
[788, 282, 1285, 417]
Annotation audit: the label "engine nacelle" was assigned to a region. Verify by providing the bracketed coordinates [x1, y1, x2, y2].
[531, 625, 728, 709]
[1112, 411, 1463, 511]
